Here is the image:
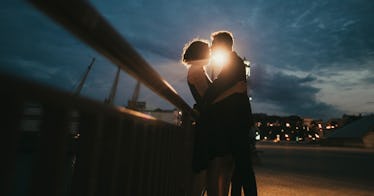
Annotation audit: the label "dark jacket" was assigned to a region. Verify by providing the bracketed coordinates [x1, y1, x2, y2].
[201, 51, 254, 157]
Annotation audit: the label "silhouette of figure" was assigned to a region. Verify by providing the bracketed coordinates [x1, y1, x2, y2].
[182, 39, 247, 196]
[182, 40, 211, 114]
[202, 31, 258, 196]
[182, 40, 210, 196]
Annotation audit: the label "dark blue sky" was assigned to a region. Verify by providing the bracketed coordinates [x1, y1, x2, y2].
[1, 0, 373, 120]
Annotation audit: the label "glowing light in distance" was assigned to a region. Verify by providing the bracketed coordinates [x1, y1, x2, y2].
[244, 59, 250, 66]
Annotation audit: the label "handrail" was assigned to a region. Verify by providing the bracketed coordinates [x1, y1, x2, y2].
[0, 73, 158, 121]
[27, 0, 193, 116]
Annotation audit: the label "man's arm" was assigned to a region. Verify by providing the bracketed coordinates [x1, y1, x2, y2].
[203, 53, 244, 105]
[212, 81, 247, 104]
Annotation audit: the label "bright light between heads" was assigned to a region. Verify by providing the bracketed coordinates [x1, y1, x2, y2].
[211, 50, 228, 66]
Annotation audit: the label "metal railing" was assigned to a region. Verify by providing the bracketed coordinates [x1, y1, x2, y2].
[1, 0, 195, 195]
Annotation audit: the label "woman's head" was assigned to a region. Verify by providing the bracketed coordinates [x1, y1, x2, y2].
[182, 39, 210, 67]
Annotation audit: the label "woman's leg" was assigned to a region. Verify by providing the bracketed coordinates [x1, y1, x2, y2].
[191, 170, 207, 196]
[222, 155, 234, 196]
[206, 155, 233, 196]
[207, 158, 220, 196]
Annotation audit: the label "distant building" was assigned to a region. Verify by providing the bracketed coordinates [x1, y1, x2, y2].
[253, 114, 307, 142]
[303, 118, 313, 127]
[127, 101, 146, 111]
[321, 115, 374, 148]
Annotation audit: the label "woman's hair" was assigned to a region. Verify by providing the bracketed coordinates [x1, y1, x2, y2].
[181, 39, 210, 67]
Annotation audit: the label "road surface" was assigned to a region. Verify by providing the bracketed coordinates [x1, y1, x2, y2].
[253, 143, 374, 196]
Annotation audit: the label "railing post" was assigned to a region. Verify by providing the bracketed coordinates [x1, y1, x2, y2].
[151, 125, 164, 196]
[159, 127, 170, 195]
[0, 98, 23, 196]
[181, 111, 194, 196]
[95, 116, 121, 196]
[71, 113, 104, 196]
[139, 125, 155, 196]
[134, 124, 147, 195]
[109, 116, 124, 196]
[123, 122, 143, 195]
[30, 106, 70, 196]
[144, 125, 157, 196]
[115, 118, 135, 195]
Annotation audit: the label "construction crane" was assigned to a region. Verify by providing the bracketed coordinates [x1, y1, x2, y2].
[74, 57, 95, 96]
[104, 67, 121, 104]
[127, 80, 145, 111]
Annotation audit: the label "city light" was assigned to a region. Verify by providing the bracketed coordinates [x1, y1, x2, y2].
[255, 132, 261, 140]
[254, 114, 367, 144]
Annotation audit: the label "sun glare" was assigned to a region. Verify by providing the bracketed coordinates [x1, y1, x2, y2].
[211, 50, 228, 66]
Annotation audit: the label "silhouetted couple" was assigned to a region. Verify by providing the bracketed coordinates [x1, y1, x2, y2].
[182, 31, 258, 196]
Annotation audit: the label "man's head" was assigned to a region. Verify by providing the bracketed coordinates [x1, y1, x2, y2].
[210, 31, 234, 66]
[211, 31, 234, 52]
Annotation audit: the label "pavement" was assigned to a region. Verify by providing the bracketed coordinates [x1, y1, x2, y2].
[251, 142, 374, 196]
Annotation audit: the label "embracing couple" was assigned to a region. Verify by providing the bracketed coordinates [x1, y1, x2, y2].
[182, 31, 258, 196]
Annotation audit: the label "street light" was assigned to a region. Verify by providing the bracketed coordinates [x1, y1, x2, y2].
[243, 57, 250, 79]
[243, 57, 252, 101]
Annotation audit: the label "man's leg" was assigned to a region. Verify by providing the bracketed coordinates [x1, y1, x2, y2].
[231, 163, 242, 196]
[240, 153, 257, 196]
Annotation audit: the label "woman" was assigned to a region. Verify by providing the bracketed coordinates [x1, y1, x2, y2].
[182, 39, 211, 196]
[182, 40, 212, 113]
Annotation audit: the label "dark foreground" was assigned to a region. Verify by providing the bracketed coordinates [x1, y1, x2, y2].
[253, 143, 374, 196]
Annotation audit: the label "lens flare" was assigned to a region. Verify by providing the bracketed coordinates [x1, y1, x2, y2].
[211, 50, 228, 66]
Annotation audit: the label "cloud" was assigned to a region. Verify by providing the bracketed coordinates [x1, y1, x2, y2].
[250, 64, 342, 119]
[1, 0, 373, 119]
[360, 67, 374, 85]
[89, 0, 374, 75]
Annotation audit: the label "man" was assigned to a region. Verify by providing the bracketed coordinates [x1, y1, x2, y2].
[202, 31, 257, 196]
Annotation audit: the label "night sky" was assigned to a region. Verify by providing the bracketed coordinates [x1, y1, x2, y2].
[1, 0, 373, 120]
